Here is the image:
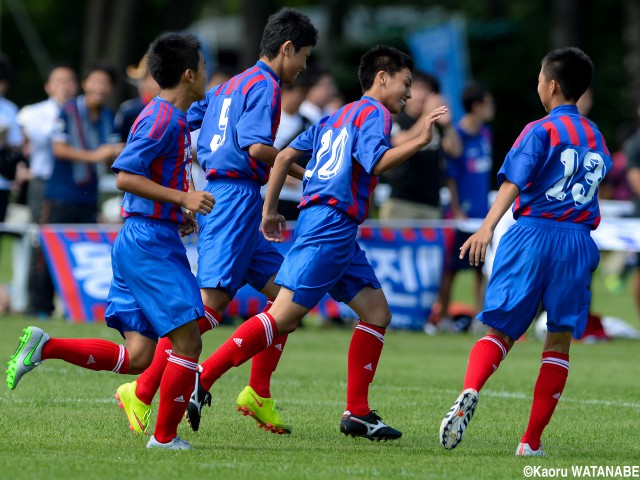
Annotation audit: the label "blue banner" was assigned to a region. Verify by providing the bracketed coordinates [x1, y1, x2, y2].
[406, 19, 469, 122]
[40, 224, 449, 330]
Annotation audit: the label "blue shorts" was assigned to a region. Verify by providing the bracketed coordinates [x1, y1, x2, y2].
[197, 179, 283, 298]
[479, 216, 600, 340]
[275, 204, 381, 309]
[106, 217, 204, 341]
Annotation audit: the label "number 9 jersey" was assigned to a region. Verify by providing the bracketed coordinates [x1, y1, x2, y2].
[499, 104, 611, 229]
[290, 96, 393, 224]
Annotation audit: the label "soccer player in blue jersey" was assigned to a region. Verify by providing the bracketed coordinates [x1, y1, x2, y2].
[119, 8, 318, 436]
[439, 47, 611, 456]
[187, 45, 448, 441]
[6, 32, 214, 450]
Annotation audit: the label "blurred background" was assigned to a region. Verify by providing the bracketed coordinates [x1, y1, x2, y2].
[2, 0, 638, 169]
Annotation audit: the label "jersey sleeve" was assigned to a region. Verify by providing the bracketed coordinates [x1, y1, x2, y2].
[112, 121, 169, 176]
[236, 85, 276, 149]
[497, 127, 546, 189]
[353, 112, 391, 174]
[289, 119, 323, 153]
[187, 92, 210, 131]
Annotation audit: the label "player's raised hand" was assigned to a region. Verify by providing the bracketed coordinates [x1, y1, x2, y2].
[459, 226, 493, 267]
[262, 213, 286, 242]
[424, 93, 453, 127]
[182, 191, 214, 216]
[419, 106, 448, 145]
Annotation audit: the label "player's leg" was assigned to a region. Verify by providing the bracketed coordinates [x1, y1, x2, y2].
[236, 275, 292, 433]
[440, 220, 545, 450]
[133, 288, 226, 408]
[516, 331, 570, 457]
[6, 326, 140, 391]
[148, 320, 201, 450]
[186, 287, 308, 432]
[517, 223, 597, 456]
[339, 285, 402, 441]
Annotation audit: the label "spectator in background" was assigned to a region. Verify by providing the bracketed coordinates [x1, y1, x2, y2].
[269, 72, 314, 220]
[114, 55, 160, 140]
[624, 102, 640, 323]
[28, 63, 123, 317]
[17, 64, 78, 223]
[0, 54, 24, 222]
[380, 72, 461, 221]
[298, 67, 337, 123]
[435, 81, 495, 332]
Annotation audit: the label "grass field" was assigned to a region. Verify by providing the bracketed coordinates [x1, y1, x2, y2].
[0, 314, 638, 480]
[1, 235, 639, 479]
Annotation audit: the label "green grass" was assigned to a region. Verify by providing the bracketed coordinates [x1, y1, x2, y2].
[0, 316, 638, 480]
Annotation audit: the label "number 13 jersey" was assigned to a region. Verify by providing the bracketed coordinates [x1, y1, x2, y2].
[499, 104, 612, 229]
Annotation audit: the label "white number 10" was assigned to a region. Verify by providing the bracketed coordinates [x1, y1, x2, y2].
[545, 148, 605, 206]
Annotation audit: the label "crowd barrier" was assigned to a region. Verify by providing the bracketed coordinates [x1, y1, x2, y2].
[4, 208, 640, 330]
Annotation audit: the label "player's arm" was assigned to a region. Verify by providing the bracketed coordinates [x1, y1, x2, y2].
[53, 140, 119, 164]
[262, 146, 307, 242]
[116, 171, 214, 215]
[248, 143, 305, 180]
[372, 106, 448, 176]
[460, 179, 520, 266]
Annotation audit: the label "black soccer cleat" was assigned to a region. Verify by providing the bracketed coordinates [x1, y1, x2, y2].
[185, 371, 212, 432]
[340, 410, 402, 441]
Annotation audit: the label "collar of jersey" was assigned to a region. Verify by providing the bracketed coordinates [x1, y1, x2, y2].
[256, 61, 281, 86]
[549, 104, 579, 116]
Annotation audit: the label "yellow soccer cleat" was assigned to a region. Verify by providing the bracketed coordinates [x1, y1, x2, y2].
[115, 381, 151, 434]
[236, 386, 291, 434]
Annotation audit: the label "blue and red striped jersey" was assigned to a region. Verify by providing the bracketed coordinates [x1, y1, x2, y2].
[290, 96, 392, 224]
[112, 97, 192, 224]
[187, 61, 281, 186]
[499, 104, 611, 229]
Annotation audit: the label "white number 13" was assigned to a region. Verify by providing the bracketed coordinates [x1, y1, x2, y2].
[545, 148, 605, 206]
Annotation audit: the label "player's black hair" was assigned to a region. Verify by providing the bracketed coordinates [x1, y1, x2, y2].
[358, 45, 414, 93]
[259, 8, 318, 60]
[462, 81, 490, 113]
[82, 62, 117, 86]
[147, 32, 202, 89]
[413, 71, 440, 94]
[48, 62, 77, 80]
[542, 47, 594, 102]
[0, 54, 14, 83]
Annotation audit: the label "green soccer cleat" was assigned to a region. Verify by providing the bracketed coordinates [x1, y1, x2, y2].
[116, 381, 151, 434]
[6, 326, 50, 390]
[236, 386, 291, 434]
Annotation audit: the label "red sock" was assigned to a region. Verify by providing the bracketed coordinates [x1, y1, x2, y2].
[42, 338, 129, 373]
[136, 312, 220, 405]
[153, 354, 198, 443]
[346, 321, 386, 416]
[202, 306, 222, 333]
[520, 352, 569, 451]
[463, 335, 510, 391]
[249, 300, 287, 397]
[200, 312, 277, 391]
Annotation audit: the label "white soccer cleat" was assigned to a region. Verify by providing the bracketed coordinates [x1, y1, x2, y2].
[146, 435, 191, 450]
[439, 388, 479, 449]
[515, 442, 546, 457]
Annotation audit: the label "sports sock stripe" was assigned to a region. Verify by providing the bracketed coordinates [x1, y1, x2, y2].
[167, 355, 198, 371]
[112, 345, 126, 373]
[480, 335, 508, 359]
[256, 313, 273, 346]
[205, 310, 219, 329]
[542, 357, 570, 370]
[355, 324, 385, 344]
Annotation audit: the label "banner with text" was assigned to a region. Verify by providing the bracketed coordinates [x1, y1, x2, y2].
[40, 224, 450, 329]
